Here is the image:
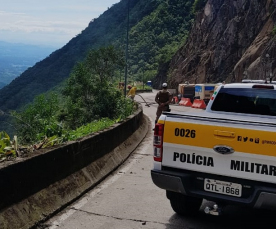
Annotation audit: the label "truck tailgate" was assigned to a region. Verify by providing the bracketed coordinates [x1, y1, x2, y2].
[162, 114, 276, 184]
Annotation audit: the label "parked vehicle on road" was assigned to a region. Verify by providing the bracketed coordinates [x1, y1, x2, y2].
[151, 81, 276, 216]
[194, 83, 217, 104]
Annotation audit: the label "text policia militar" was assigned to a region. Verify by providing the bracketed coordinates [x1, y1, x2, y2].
[173, 152, 276, 176]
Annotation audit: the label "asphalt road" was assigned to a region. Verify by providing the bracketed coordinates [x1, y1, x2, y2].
[39, 90, 276, 229]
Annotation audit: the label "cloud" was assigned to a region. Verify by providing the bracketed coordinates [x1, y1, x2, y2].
[0, 1, 120, 46]
[0, 10, 25, 16]
[0, 10, 85, 33]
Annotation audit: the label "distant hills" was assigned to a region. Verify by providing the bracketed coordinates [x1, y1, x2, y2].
[0, 41, 57, 88]
[0, 82, 6, 89]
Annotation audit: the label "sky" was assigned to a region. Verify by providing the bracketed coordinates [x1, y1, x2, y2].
[0, 0, 120, 48]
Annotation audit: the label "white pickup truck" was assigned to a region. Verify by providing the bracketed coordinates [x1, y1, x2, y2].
[151, 81, 276, 216]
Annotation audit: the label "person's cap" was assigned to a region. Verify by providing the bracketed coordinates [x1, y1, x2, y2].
[127, 85, 132, 89]
[162, 83, 168, 88]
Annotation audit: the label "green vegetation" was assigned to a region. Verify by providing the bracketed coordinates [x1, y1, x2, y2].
[10, 93, 61, 143]
[62, 46, 126, 129]
[8, 46, 135, 153]
[67, 118, 116, 141]
[121, 0, 194, 83]
[192, 0, 208, 13]
[272, 25, 276, 36]
[0, 131, 17, 160]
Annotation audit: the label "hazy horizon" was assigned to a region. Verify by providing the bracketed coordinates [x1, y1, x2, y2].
[0, 0, 121, 48]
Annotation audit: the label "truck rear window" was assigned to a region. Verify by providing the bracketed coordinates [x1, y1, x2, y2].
[211, 87, 276, 116]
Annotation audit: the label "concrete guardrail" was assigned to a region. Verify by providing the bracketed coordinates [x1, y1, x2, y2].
[0, 103, 149, 229]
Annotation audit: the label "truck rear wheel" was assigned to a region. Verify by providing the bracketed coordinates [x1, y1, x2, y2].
[167, 191, 202, 216]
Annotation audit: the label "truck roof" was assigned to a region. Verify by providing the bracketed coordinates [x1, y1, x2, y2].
[206, 83, 276, 118]
[223, 83, 276, 89]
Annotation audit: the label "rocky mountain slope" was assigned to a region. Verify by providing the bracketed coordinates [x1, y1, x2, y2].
[158, 0, 276, 88]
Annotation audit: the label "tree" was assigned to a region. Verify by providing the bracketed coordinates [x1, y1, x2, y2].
[86, 46, 125, 84]
[62, 46, 127, 129]
[11, 93, 60, 143]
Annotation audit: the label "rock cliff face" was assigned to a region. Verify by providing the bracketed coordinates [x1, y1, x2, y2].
[159, 0, 276, 89]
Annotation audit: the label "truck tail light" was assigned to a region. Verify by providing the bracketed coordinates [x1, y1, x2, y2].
[252, 85, 274, 89]
[153, 123, 164, 162]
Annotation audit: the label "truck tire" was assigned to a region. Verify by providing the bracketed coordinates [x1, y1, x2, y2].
[167, 191, 202, 216]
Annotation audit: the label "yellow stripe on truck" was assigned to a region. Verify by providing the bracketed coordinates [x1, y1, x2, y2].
[163, 121, 276, 157]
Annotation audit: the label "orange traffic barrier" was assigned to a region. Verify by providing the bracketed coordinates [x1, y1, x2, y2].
[192, 99, 206, 109]
[179, 98, 192, 106]
[172, 96, 179, 104]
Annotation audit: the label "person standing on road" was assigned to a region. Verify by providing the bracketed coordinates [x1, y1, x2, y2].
[154, 83, 173, 124]
[127, 85, 137, 100]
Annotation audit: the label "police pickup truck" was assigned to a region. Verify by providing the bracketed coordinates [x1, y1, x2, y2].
[151, 80, 276, 216]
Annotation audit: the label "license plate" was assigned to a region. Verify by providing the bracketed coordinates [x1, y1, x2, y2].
[204, 179, 242, 197]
